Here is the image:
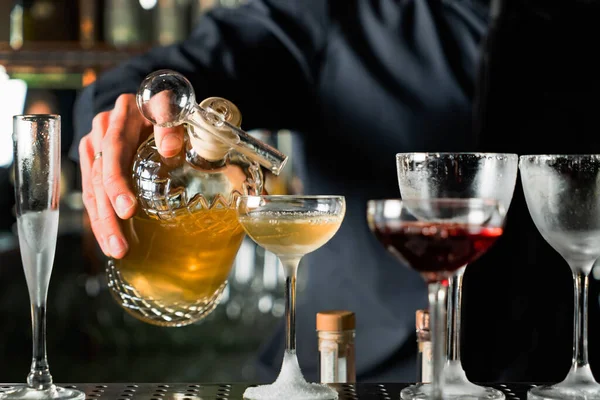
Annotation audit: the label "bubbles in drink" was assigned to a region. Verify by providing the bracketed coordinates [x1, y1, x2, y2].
[243, 352, 338, 400]
[17, 209, 59, 305]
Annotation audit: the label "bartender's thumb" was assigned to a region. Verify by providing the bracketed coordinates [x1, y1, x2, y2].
[154, 126, 185, 158]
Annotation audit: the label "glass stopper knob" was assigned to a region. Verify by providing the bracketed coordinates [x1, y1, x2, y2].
[136, 69, 197, 128]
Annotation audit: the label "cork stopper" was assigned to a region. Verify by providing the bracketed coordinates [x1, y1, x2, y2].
[416, 309, 429, 331]
[316, 310, 355, 332]
[188, 97, 242, 161]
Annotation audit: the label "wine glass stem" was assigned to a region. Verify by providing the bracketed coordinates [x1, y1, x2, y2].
[28, 303, 53, 389]
[428, 281, 448, 400]
[447, 266, 465, 362]
[572, 269, 589, 369]
[281, 256, 301, 353]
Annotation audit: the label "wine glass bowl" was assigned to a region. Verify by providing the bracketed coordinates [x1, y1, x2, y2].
[396, 152, 517, 399]
[367, 198, 504, 282]
[520, 155, 600, 400]
[237, 195, 345, 400]
[367, 198, 505, 400]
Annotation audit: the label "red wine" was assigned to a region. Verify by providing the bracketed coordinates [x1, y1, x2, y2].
[373, 221, 502, 283]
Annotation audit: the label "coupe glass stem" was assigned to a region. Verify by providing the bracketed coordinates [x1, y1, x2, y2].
[526, 265, 598, 399]
[572, 268, 590, 371]
[281, 256, 301, 353]
[446, 266, 466, 362]
[428, 281, 448, 400]
[561, 262, 597, 385]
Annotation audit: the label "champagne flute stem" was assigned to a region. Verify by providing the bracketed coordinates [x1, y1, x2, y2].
[447, 266, 466, 362]
[428, 280, 448, 400]
[572, 269, 589, 369]
[280, 256, 301, 353]
[28, 302, 53, 390]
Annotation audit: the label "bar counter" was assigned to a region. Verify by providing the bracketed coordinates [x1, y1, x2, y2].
[0, 383, 538, 399]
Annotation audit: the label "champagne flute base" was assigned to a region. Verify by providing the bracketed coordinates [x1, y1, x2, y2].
[401, 382, 505, 400]
[0, 385, 85, 400]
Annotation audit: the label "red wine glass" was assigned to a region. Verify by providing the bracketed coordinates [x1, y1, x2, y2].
[367, 198, 505, 400]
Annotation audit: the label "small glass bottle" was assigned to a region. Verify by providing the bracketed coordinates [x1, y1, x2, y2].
[317, 310, 356, 383]
[416, 309, 432, 383]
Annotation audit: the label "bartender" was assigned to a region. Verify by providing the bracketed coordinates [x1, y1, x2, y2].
[71, 0, 572, 383]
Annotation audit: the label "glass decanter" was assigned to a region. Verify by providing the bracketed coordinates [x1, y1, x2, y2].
[106, 69, 287, 327]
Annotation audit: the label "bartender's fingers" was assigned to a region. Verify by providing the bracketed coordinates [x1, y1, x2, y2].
[101, 94, 143, 220]
[149, 89, 185, 157]
[90, 112, 128, 259]
[79, 134, 109, 256]
[154, 125, 185, 158]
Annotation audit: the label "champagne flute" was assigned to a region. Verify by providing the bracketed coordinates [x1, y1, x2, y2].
[396, 152, 517, 399]
[520, 155, 600, 400]
[367, 198, 505, 400]
[8, 115, 85, 400]
[236, 195, 346, 400]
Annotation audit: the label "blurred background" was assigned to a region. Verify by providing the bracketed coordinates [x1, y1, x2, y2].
[0, 0, 309, 384]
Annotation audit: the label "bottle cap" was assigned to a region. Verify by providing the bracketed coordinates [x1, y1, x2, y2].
[317, 310, 355, 331]
[416, 309, 429, 331]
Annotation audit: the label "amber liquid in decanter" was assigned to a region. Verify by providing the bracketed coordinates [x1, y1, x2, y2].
[107, 94, 273, 327]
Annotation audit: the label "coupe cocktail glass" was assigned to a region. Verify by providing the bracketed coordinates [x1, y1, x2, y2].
[367, 198, 505, 400]
[7, 115, 85, 400]
[237, 195, 346, 400]
[396, 152, 518, 399]
[520, 155, 600, 400]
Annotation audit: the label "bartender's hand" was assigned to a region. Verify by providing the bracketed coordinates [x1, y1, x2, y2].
[79, 93, 184, 259]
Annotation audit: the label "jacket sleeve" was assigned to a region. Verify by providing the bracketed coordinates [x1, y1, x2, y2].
[70, 0, 329, 161]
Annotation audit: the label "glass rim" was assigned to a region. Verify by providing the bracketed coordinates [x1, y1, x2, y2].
[13, 114, 61, 121]
[238, 195, 345, 201]
[520, 154, 600, 160]
[396, 152, 518, 159]
[367, 197, 501, 207]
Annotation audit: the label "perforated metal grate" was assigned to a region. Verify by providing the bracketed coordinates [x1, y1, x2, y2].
[0, 383, 539, 399]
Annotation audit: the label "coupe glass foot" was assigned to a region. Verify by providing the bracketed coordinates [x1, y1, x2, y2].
[528, 383, 600, 400]
[528, 365, 600, 400]
[443, 361, 505, 399]
[243, 352, 338, 400]
[244, 382, 337, 400]
[401, 383, 505, 400]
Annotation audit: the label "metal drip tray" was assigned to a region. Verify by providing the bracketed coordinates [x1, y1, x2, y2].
[0, 383, 540, 399]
